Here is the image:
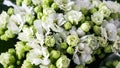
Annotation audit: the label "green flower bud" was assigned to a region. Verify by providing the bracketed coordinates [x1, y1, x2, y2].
[93, 25, 101, 35]
[80, 15, 85, 23]
[15, 42, 31, 60]
[60, 42, 68, 49]
[42, 0, 53, 8]
[90, 7, 97, 14]
[110, 13, 119, 19]
[105, 61, 112, 67]
[80, 8, 88, 15]
[34, 5, 42, 13]
[37, 12, 43, 19]
[75, 65, 85, 68]
[0, 34, 8, 41]
[113, 60, 119, 67]
[8, 48, 16, 55]
[86, 56, 95, 64]
[99, 53, 105, 59]
[66, 35, 79, 47]
[66, 46, 74, 55]
[7, 8, 14, 15]
[8, 65, 15, 68]
[95, 48, 101, 55]
[21, 60, 34, 68]
[25, 14, 35, 25]
[0, 28, 5, 35]
[85, 16, 91, 21]
[49, 64, 56, 68]
[80, 22, 91, 32]
[51, 3, 59, 10]
[64, 22, 72, 30]
[5, 30, 15, 38]
[116, 62, 120, 68]
[17, 60, 21, 65]
[16, 0, 22, 6]
[23, 0, 31, 6]
[50, 50, 60, 59]
[45, 36, 55, 47]
[104, 45, 112, 53]
[56, 55, 70, 68]
[41, 15, 47, 22]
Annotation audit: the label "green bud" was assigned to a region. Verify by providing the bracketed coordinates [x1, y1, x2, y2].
[56, 55, 70, 68]
[113, 60, 119, 67]
[75, 65, 85, 68]
[66, 35, 79, 47]
[90, 7, 97, 14]
[0, 34, 8, 41]
[8, 65, 15, 68]
[80, 22, 91, 32]
[25, 14, 35, 25]
[8, 48, 16, 55]
[15, 42, 31, 60]
[104, 45, 112, 53]
[0, 28, 5, 35]
[96, 48, 101, 55]
[64, 22, 72, 30]
[49, 64, 56, 68]
[41, 15, 47, 22]
[60, 42, 68, 49]
[85, 16, 91, 21]
[105, 61, 112, 67]
[111, 13, 119, 19]
[80, 15, 85, 23]
[86, 56, 95, 64]
[66, 46, 74, 55]
[21, 60, 34, 68]
[51, 3, 59, 10]
[80, 8, 88, 15]
[17, 60, 21, 65]
[7, 8, 14, 15]
[16, 0, 22, 6]
[93, 25, 101, 35]
[34, 5, 42, 13]
[23, 0, 31, 6]
[99, 53, 105, 59]
[50, 50, 60, 59]
[37, 12, 43, 19]
[5, 30, 15, 38]
[45, 36, 55, 47]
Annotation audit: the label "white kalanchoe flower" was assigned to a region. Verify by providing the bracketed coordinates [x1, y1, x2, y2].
[91, 11, 104, 25]
[32, 0, 42, 5]
[0, 11, 8, 29]
[101, 20, 118, 41]
[0, 52, 15, 68]
[74, 0, 93, 10]
[54, 0, 74, 11]
[7, 15, 21, 34]
[104, 1, 120, 13]
[18, 26, 34, 41]
[65, 10, 82, 25]
[27, 46, 50, 66]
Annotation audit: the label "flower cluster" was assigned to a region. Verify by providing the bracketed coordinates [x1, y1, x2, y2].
[0, 0, 120, 68]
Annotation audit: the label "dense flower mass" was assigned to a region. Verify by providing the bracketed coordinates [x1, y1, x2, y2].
[0, 0, 120, 68]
